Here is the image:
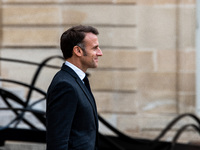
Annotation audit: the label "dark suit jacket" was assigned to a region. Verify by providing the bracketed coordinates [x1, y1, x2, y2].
[46, 64, 99, 150]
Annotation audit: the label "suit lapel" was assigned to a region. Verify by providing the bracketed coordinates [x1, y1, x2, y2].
[75, 77, 99, 128]
[77, 79, 97, 107]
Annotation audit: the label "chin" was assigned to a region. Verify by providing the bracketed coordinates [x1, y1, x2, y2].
[92, 66, 98, 68]
[94, 64, 98, 68]
[92, 63, 98, 68]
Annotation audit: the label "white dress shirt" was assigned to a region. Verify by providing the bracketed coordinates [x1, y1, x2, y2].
[65, 61, 85, 82]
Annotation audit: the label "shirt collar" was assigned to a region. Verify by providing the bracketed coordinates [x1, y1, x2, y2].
[65, 61, 85, 81]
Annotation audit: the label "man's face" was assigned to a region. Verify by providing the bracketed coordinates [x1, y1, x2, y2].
[80, 32, 103, 71]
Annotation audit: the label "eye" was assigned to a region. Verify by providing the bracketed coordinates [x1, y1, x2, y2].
[93, 46, 99, 51]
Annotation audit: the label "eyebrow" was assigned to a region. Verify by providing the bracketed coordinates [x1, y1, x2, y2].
[93, 45, 99, 49]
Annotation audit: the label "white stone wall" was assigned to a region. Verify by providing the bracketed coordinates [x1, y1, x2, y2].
[0, 0, 199, 144]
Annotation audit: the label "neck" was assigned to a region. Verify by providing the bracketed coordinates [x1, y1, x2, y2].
[66, 58, 87, 73]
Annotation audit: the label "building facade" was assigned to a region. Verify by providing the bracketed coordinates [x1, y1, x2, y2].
[0, 0, 199, 144]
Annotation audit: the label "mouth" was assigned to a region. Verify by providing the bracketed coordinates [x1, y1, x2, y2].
[94, 58, 98, 62]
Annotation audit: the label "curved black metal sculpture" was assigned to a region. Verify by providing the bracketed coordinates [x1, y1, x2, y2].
[0, 56, 200, 150]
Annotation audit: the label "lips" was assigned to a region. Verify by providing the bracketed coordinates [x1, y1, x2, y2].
[94, 58, 98, 62]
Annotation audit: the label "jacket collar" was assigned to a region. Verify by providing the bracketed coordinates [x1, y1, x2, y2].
[61, 63, 80, 79]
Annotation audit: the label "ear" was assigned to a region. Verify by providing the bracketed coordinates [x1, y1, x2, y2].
[73, 46, 82, 57]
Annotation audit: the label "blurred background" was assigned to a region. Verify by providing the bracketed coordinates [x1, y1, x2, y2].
[0, 0, 199, 145]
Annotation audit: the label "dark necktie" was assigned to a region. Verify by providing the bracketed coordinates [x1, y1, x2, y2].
[83, 76, 93, 96]
[83, 75, 97, 110]
[83, 76, 98, 130]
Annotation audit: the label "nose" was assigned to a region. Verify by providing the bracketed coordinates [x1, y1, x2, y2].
[97, 48, 103, 56]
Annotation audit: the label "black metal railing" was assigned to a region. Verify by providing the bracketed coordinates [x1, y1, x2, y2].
[0, 56, 200, 150]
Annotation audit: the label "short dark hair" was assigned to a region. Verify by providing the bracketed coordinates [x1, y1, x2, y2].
[60, 25, 99, 59]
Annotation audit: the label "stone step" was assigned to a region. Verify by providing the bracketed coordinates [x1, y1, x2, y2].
[3, 141, 46, 150]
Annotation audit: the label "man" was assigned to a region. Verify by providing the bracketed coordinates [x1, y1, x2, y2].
[46, 25, 103, 150]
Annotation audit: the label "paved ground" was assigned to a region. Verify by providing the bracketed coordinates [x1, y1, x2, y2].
[0, 141, 46, 150]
